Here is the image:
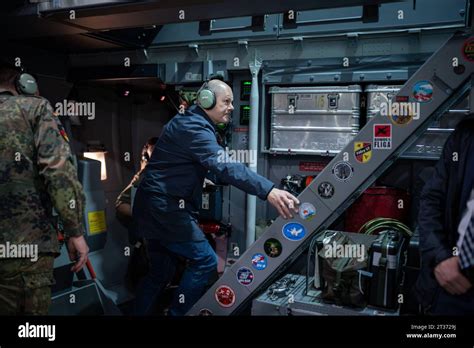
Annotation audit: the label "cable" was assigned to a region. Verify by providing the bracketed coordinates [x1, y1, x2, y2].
[306, 235, 318, 295]
[358, 217, 413, 237]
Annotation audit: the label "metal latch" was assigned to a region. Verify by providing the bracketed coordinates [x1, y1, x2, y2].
[328, 94, 339, 109]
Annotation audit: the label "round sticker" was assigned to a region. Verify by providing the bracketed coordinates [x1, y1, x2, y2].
[462, 38, 474, 62]
[215, 285, 236, 308]
[251, 253, 267, 270]
[282, 222, 306, 241]
[264, 238, 283, 258]
[412, 80, 433, 103]
[389, 112, 413, 126]
[332, 161, 354, 182]
[237, 267, 254, 286]
[318, 182, 335, 199]
[298, 202, 316, 221]
[198, 308, 213, 316]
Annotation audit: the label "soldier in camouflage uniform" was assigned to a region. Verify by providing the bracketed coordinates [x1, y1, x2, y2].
[0, 61, 89, 315]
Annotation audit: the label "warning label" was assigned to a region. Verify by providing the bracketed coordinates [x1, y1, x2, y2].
[88, 210, 107, 234]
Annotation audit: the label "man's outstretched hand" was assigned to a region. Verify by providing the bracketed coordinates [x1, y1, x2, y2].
[267, 188, 300, 219]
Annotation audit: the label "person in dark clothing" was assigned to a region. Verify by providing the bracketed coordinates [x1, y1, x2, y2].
[116, 137, 159, 235]
[133, 79, 299, 315]
[415, 117, 474, 314]
[115, 137, 160, 294]
[115, 137, 158, 232]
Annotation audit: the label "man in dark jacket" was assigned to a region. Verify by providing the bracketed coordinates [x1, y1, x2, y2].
[133, 79, 299, 315]
[415, 117, 474, 314]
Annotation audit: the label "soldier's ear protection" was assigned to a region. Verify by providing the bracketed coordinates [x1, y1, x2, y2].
[15, 69, 38, 96]
[196, 80, 216, 110]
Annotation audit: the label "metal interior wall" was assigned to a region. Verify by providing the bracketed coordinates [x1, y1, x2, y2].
[147, 0, 467, 46]
[69, 30, 458, 77]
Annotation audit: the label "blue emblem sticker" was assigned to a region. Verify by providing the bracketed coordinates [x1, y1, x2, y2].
[298, 202, 316, 221]
[412, 80, 433, 103]
[282, 222, 306, 241]
[237, 267, 254, 286]
[251, 253, 267, 270]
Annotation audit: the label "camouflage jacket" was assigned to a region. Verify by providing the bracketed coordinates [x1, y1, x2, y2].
[0, 93, 85, 255]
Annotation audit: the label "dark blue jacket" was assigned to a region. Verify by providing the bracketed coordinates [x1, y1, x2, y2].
[133, 105, 274, 242]
[415, 117, 474, 310]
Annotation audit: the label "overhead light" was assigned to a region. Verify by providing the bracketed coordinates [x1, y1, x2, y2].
[160, 95, 166, 102]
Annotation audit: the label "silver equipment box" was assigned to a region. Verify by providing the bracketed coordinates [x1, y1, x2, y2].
[366, 84, 469, 159]
[269, 86, 361, 155]
[252, 274, 397, 316]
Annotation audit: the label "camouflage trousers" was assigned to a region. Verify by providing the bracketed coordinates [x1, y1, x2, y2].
[0, 255, 55, 315]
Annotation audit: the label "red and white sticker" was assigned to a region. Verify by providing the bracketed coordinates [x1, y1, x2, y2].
[395, 96, 409, 103]
[215, 285, 236, 308]
[373, 124, 392, 149]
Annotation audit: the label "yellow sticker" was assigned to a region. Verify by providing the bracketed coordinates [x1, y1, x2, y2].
[88, 210, 107, 235]
[354, 142, 372, 163]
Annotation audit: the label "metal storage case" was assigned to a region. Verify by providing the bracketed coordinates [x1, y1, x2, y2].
[252, 274, 397, 316]
[269, 86, 361, 155]
[366, 85, 469, 159]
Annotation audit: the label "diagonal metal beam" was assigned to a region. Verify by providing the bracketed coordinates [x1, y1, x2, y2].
[187, 30, 474, 316]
